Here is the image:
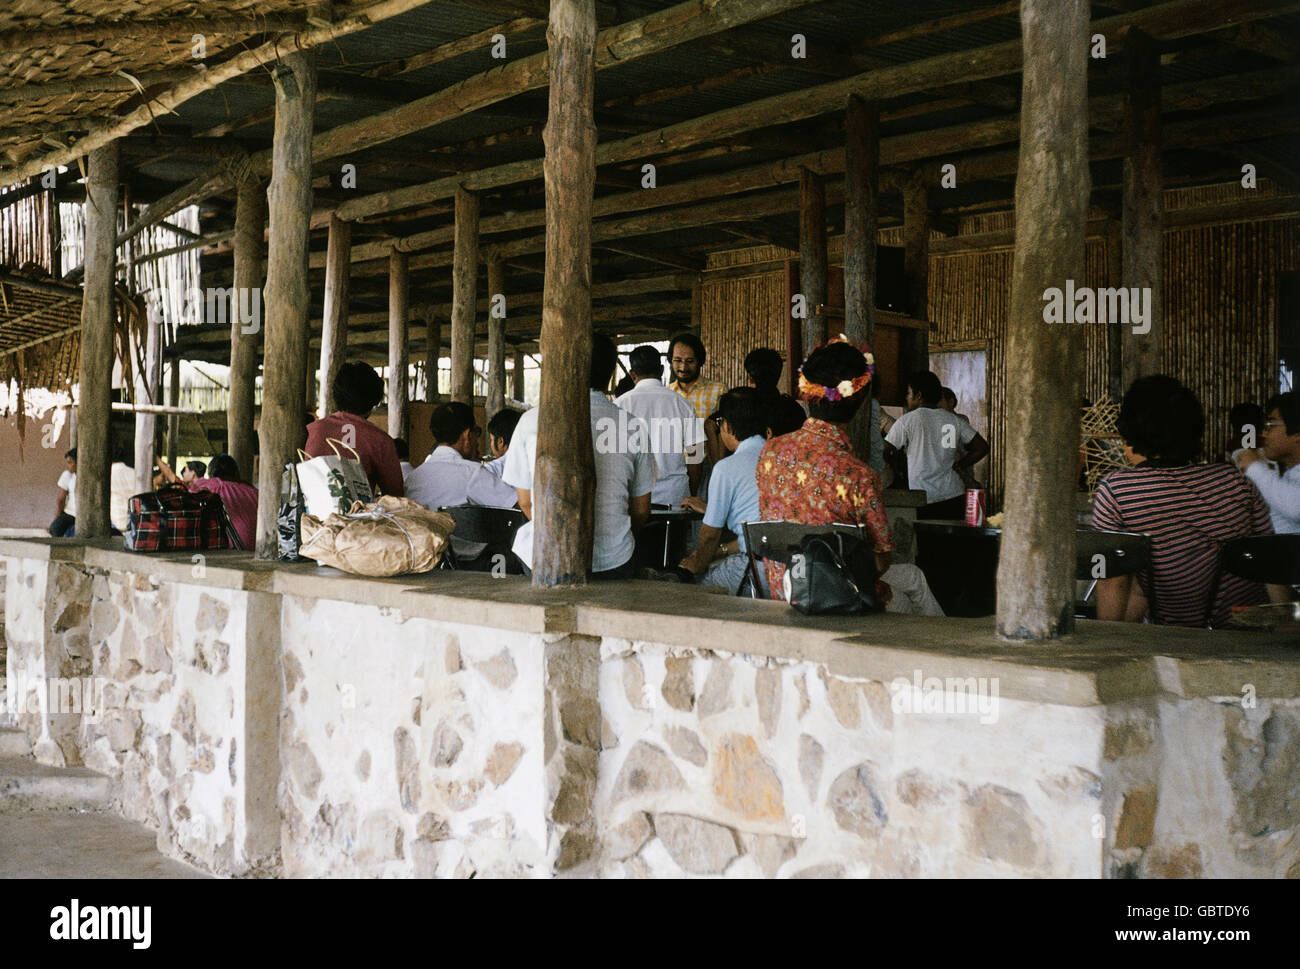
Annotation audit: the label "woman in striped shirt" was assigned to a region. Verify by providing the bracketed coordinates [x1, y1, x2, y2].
[1094, 375, 1271, 627]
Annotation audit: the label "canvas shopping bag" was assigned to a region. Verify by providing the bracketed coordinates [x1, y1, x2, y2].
[295, 438, 375, 519]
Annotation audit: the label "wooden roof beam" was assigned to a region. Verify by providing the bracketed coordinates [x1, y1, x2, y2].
[0, 15, 306, 52]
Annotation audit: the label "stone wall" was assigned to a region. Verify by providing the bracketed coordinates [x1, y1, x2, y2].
[4, 538, 1299, 879]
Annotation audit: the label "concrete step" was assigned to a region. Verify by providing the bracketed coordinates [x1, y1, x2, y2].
[0, 756, 110, 811]
[0, 810, 208, 878]
[0, 727, 31, 758]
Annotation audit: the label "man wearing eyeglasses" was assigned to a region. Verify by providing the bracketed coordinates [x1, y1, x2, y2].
[1235, 391, 1300, 534]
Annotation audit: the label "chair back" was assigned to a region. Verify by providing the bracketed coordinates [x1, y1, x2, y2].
[741, 520, 867, 598]
[1218, 534, 1300, 585]
[438, 505, 527, 546]
[1075, 529, 1151, 580]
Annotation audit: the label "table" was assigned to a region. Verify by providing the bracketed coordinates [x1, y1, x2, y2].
[638, 508, 704, 570]
[913, 518, 1001, 616]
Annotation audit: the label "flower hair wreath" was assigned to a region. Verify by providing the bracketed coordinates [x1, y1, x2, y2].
[797, 334, 875, 402]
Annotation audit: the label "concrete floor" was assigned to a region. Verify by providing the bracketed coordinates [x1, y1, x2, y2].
[0, 810, 208, 878]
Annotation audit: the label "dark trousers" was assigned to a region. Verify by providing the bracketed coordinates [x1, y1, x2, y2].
[920, 494, 967, 519]
[49, 513, 75, 537]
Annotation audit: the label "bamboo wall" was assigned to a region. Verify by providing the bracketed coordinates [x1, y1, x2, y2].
[700, 182, 1300, 505]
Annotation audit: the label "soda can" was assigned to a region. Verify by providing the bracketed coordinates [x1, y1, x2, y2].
[965, 488, 986, 527]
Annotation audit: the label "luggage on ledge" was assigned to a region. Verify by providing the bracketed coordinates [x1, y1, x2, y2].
[123, 484, 242, 552]
[299, 495, 456, 576]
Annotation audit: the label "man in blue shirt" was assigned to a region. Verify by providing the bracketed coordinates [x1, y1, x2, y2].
[679, 387, 765, 593]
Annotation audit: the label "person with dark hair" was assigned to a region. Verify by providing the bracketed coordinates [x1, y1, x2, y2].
[616, 344, 703, 505]
[503, 333, 655, 580]
[744, 348, 784, 396]
[678, 388, 766, 593]
[181, 460, 207, 483]
[755, 339, 942, 614]
[613, 372, 636, 398]
[1234, 391, 1300, 535]
[393, 437, 413, 481]
[50, 448, 77, 537]
[883, 369, 988, 517]
[1094, 375, 1272, 626]
[484, 408, 522, 478]
[406, 401, 519, 567]
[157, 453, 257, 550]
[304, 360, 404, 497]
[667, 333, 726, 421]
[938, 386, 979, 490]
[762, 394, 807, 439]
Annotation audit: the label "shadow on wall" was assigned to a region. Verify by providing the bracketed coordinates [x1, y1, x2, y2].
[0, 412, 70, 531]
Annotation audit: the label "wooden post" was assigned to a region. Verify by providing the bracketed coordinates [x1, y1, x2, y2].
[533, 0, 597, 586]
[74, 141, 118, 539]
[799, 168, 828, 355]
[318, 213, 352, 415]
[512, 346, 527, 401]
[450, 185, 480, 404]
[1105, 219, 1124, 401]
[690, 276, 702, 334]
[255, 50, 317, 558]
[486, 254, 506, 417]
[134, 298, 163, 494]
[844, 96, 878, 346]
[901, 168, 931, 377]
[424, 313, 441, 402]
[844, 96, 878, 460]
[388, 249, 410, 440]
[167, 358, 180, 466]
[1121, 27, 1162, 389]
[228, 174, 265, 480]
[995, 0, 1090, 640]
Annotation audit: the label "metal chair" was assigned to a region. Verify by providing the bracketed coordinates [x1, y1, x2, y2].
[1075, 529, 1152, 619]
[740, 520, 867, 599]
[1217, 534, 1300, 586]
[436, 505, 527, 570]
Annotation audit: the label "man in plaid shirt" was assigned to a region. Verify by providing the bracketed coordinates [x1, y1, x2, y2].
[667, 332, 726, 421]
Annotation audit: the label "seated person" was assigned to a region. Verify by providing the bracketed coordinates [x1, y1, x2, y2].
[50, 448, 76, 538]
[1226, 401, 1266, 462]
[159, 453, 257, 551]
[1094, 375, 1271, 626]
[109, 443, 135, 534]
[764, 394, 807, 439]
[678, 388, 764, 594]
[406, 401, 520, 569]
[181, 460, 207, 483]
[1235, 391, 1300, 535]
[744, 347, 784, 399]
[883, 370, 988, 517]
[755, 338, 943, 616]
[504, 334, 654, 580]
[484, 408, 522, 479]
[395, 438, 413, 482]
[615, 344, 703, 506]
[305, 361, 404, 498]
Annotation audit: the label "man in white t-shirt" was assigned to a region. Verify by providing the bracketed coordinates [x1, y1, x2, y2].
[406, 401, 519, 566]
[50, 448, 77, 537]
[503, 334, 655, 579]
[615, 345, 702, 506]
[884, 370, 988, 518]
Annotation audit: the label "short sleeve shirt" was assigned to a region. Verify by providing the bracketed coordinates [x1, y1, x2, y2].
[58, 469, 77, 518]
[755, 418, 893, 600]
[669, 378, 726, 421]
[703, 434, 764, 552]
[305, 411, 405, 498]
[1092, 462, 1271, 626]
[884, 406, 976, 503]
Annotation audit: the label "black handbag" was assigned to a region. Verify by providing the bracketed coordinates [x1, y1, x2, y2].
[277, 462, 306, 561]
[784, 532, 884, 615]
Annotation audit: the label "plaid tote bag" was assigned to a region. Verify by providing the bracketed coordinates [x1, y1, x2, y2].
[124, 484, 242, 552]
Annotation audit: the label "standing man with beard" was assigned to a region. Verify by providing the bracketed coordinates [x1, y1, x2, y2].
[667, 332, 726, 473]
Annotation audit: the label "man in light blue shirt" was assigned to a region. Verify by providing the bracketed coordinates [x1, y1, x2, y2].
[679, 387, 765, 593]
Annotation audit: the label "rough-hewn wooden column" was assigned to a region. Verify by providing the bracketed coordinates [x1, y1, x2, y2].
[74, 142, 118, 539]
[1120, 26, 1162, 389]
[166, 357, 180, 467]
[388, 249, 410, 440]
[424, 313, 441, 403]
[901, 168, 931, 377]
[844, 96, 878, 346]
[255, 50, 317, 558]
[995, 0, 1090, 640]
[228, 174, 265, 479]
[486, 253, 507, 417]
[317, 213, 351, 415]
[844, 95, 879, 459]
[134, 299, 163, 494]
[799, 168, 828, 355]
[450, 185, 480, 404]
[534, 0, 596, 587]
[512, 346, 527, 401]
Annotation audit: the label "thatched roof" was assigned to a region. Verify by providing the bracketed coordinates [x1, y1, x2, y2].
[1, 0, 1297, 368]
